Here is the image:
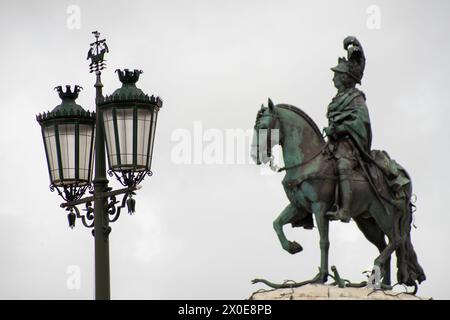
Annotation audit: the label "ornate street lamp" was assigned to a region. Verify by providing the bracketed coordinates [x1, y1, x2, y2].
[37, 85, 95, 202]
[100, 69, 162, 189]
[36, 31, 162, 300]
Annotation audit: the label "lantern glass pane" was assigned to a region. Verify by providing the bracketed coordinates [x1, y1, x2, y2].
[103, 109, 118, 167]
[148, 111, 158, 169]
[137, 109, 152, 167]
[116, 108, 134, 167]
[58, 124, 76, 182]
[43, 125, 60, 182]
[79, 124, 94, 182]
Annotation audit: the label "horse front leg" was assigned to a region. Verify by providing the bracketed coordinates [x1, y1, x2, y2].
[313, 207, 330, 283]
[273, 204, 303, 254]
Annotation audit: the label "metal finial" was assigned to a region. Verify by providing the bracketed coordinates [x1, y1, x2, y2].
[87, 31, 109, 73]
[92, 30, 100, 40]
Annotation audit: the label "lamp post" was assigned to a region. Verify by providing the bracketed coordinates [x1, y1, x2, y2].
[36, 31, 162, 300]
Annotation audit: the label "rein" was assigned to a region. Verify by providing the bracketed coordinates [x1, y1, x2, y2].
[260, 110, 328, 173]
[266, 112, 279, 159]
[277, 144, 328, 172]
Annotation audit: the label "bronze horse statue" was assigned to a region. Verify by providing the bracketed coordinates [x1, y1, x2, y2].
[251, 99, 425, 289]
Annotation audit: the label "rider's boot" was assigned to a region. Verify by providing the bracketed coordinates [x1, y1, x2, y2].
[327, 173, 352, 223]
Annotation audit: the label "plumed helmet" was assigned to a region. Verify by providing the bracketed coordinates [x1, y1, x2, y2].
[331, 36, 366, 84]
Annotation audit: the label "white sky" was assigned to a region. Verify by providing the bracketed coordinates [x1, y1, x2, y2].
[0, 0, 449, 299]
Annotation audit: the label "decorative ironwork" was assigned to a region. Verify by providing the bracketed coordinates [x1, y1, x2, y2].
[87, 31, 108, 73]
[60, 185, 139, 229]
[126, 194, 136, 215]
[50, 184, 91, 202]
[107, 191, 137, 223]
[108, 169, 152, 188]
[65, 201, 95, 229]
[54, 85, 83, 100]
[106, 195, 119, 221]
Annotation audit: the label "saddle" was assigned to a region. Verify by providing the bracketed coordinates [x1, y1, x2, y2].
[283, 146, 411, 229]
[363, 150, 412, 210]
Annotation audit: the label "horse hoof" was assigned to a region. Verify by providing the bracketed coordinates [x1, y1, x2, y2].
[288, 241, 303, 254]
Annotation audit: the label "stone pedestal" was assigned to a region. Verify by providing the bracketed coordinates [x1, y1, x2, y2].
[249, 284, 428, 300]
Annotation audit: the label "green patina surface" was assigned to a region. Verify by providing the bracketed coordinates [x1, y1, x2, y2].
[251, 36, 425, 290]
[326, 87, 371, 153]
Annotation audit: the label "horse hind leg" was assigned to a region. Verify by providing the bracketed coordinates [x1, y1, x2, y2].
[354, 216, 391, 286]
[370, 208, 404, 283]
[273, 203, 303, 254]
[395, 203, 426, 286]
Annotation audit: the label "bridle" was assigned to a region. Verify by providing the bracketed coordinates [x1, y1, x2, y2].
[257, 109, 327, 173]
[255, 110, 281, 171]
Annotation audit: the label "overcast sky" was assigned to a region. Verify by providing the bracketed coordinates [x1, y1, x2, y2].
[0, 0, 449, 299]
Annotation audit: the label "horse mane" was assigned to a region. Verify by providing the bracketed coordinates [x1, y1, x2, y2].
[277, 104, 325, 143]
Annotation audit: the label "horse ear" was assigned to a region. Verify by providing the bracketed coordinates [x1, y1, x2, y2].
[268, 98, 275, 111]
[260, 104, 265, 110]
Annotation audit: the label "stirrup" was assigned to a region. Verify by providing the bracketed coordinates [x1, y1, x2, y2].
[326, 205, 340, 221]
[326, 208, 351, 223]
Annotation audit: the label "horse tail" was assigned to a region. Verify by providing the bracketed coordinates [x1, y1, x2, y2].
[395, 189, 426, 286]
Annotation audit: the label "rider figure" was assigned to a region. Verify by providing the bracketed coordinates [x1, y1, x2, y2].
[324, 37, 372, 223]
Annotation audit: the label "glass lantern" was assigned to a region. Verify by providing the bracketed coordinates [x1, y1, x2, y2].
[37, 85, 96, 201]
[98, 69, 162, 187]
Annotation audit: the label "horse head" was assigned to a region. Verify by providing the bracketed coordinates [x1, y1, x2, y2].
[252, 98, 324, 171]
[251, 98, 282, 166]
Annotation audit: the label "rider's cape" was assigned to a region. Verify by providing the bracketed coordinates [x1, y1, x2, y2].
[327, 88, 411, 197]
[327, 88, 372, 153]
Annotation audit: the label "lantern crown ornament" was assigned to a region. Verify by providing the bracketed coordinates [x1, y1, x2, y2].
[110, 69, 145, 100]
[37, 85, 96, 202]
[55, 85, 82, 102]
[37, 85, 95, 122]
[99, 69, 163, 107]
[116, 68, 142, 85]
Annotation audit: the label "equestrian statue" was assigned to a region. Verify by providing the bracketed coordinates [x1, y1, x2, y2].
[251, 36, 425, 291]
